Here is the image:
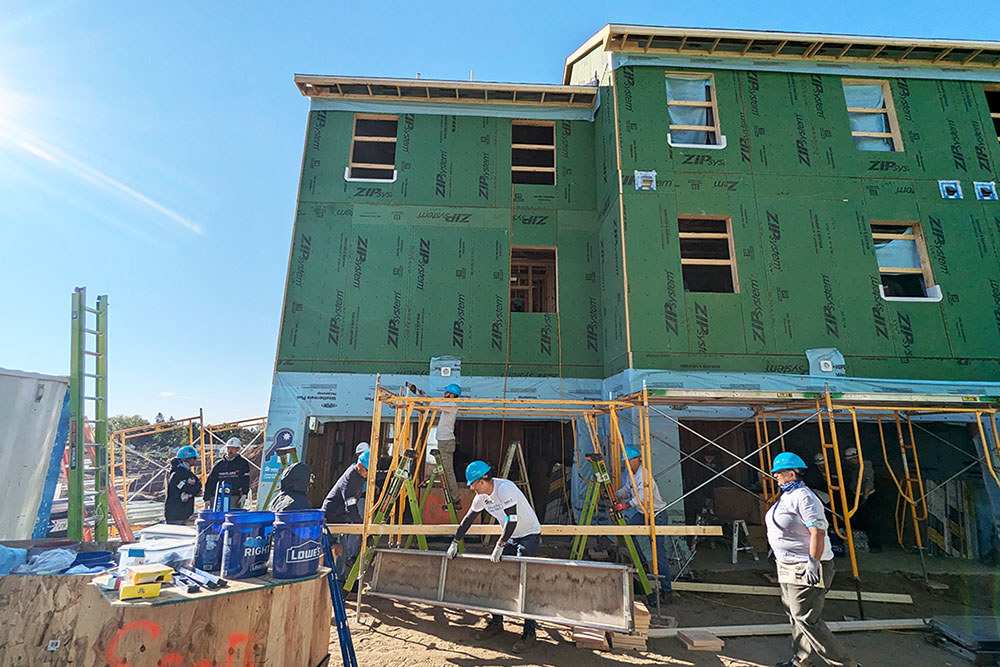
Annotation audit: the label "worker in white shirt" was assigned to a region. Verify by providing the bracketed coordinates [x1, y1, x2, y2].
[435, 383, 463, 511]
[446, 460, 541, 653]
[615, 445, 672, 598]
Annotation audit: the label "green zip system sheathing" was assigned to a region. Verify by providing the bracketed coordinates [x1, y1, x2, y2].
[278, 60, 1000, 384]
[611, 65, 1000, 381]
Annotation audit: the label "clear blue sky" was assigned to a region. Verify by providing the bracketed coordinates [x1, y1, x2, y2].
[1, 1, 997, 423]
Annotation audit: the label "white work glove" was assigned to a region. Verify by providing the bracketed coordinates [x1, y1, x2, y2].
[614, 488, 629, 501]
[804, 557, 821, 586]
[490, 540, 505, 563]
[446, 541, 459, 560]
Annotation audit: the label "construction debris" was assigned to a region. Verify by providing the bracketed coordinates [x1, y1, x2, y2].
[678, 629, 725, 651]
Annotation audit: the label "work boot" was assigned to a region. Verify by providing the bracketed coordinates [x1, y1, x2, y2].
[511, 632, 536, 653]
[475, 621, 505, 641]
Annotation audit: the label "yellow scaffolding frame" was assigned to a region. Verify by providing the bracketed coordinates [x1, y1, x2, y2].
[352, 379, 1000, 620]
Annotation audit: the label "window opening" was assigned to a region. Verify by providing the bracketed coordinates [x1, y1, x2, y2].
[665, 74, 723, 147]
[842, 79, 903, 152]
[986, 85, 1000, 143]
[511, 121, 555, 185]
[678, 217, 738, 293]
[870, 221, 935, 298]
[510, 247, 557, 312]
[348, 114, 397, 180]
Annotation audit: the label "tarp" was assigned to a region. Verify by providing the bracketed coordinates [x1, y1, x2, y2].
[0, 368, 69, 540]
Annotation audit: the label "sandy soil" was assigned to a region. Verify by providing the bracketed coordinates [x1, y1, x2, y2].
[328, 561, 998, 667]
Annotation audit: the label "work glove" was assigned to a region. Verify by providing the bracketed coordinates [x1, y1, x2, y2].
[804, 557, 821, 586]
[490, 540, 505, 563]
[614, 488, 629, 501]
[446, 541, 459, 560]
[612, 501, 629, 513]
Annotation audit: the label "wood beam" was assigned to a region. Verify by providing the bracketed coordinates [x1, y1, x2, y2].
[670, 580, 912, 603]
[327, 523, 723, 536]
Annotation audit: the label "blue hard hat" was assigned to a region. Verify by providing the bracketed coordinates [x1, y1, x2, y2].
[177, 445, 199, 459]
[623, 446, 642, 461]
[445, 383, 462, 397]
[357, 449, 371, 469]
[465, 460, 491, 486]
[771, 452, 807, 473]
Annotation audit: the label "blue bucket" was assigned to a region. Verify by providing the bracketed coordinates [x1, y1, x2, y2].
[194, 510, 228, 572]
[220, 511, 274, 579]
[272, 510, 325, 579]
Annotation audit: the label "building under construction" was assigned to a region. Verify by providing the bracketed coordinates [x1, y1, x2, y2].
[262, 24, 1000, 562]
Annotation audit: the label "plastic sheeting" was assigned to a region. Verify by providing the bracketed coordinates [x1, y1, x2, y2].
[0, 369, 69, 540]
[310, 94, 600, 122]
[259, 368, 1000, 508]
[843, 84, 892, 151]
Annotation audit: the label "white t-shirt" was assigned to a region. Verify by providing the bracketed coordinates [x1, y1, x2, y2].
[765, 486, 834, 564]
[470, 478, 541, 539]
[617, 466, 666, 515]
[437, 404, 458, 441]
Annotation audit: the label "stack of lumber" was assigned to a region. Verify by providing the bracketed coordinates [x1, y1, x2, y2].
[678, 629, 725, 652]
[573, 627, 610, 649]
[608, 601, 651, 651]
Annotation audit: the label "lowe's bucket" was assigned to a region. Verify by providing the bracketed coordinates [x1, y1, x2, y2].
[220, 511, 274, 579]
[194, 510, 227, 572]
[272, 510, 325, 579]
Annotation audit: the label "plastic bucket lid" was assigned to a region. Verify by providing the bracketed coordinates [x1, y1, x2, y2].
[275, 510, 324, 524]
[224, 511, 274, 525]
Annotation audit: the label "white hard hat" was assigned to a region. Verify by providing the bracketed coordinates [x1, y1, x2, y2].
[355, 441, 370, 454]
[225, 437, 242, 449]
[844, 447, 859, 459]
[813, 452, 826, 466]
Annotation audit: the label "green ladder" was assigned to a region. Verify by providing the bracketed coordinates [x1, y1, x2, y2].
[569, 452, 654, 595]
[68, 288, 109, 541]
[261, 446, 299, 510]
[344, 448, 428, 590]
[404, 448, 463, 552]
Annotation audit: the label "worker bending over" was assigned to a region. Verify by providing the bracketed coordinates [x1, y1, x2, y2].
[435, 383, 463, 511]
[446, 460, 541, 654]
[268, 462, 314, 512]
[204, 437, 252, 510]
[322, 449, 369, 579]
[615, 446, 673, 599]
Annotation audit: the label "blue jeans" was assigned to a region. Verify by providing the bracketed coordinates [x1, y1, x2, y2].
[489, 533, 540, 635]
[625, 509, 672, 592]
[333, 534, 360, 581]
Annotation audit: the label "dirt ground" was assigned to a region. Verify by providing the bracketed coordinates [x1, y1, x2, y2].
[331, 549, 1000, 667]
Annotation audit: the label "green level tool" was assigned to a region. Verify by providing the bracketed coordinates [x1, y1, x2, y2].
[570, 452, 654, 596]
[404, 448, 463, 552]
[344, 448, 428, 590]
[261, 446, 298, 510]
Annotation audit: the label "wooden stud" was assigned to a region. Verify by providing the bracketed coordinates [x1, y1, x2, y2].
[649, 618, 928, 639]
[326, 523, 723, 536]
[963, 49, 984, 64]
[669, 580, 913, 603]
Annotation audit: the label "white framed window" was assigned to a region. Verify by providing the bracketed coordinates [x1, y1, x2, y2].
[665, 73, 725, 149]
[870, 221, 940, 301]
[511, 121, 556, 185]
[345, 114, 398, 182]
[842, 79, 903, 152]
[678, 216, 739, 293]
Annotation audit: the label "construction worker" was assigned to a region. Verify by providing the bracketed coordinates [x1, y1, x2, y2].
[435, 383, 463, 511]
[268, 462, 314, 512]
[766, 452, 861, 667]
[446, 460, 541, 654]
[615, 446, 673, 599]
[204, 437, 252, 510]
[355, 441, 370, 455]
[809, 452, 845, 555]
[843, 447, 880, 553]
[164, 446, 202, 525]
[322, 450, 369, 579]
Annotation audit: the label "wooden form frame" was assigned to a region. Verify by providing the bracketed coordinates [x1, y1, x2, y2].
[348, 113, 397, 180]
[563, 25, 1000, 84]
[510, 246, 558, 312]
[842, 78, 904, 152]
[677, 215, 739, 293]
[986, 84, 1000, 143]
[870, 219, 935, 292]
[511, 120, 556, 185]
[664, 72, 722, 146]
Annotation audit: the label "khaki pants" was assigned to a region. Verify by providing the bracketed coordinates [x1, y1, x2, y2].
[778, 560, 857, 667]
[436, 439, 462, 510]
